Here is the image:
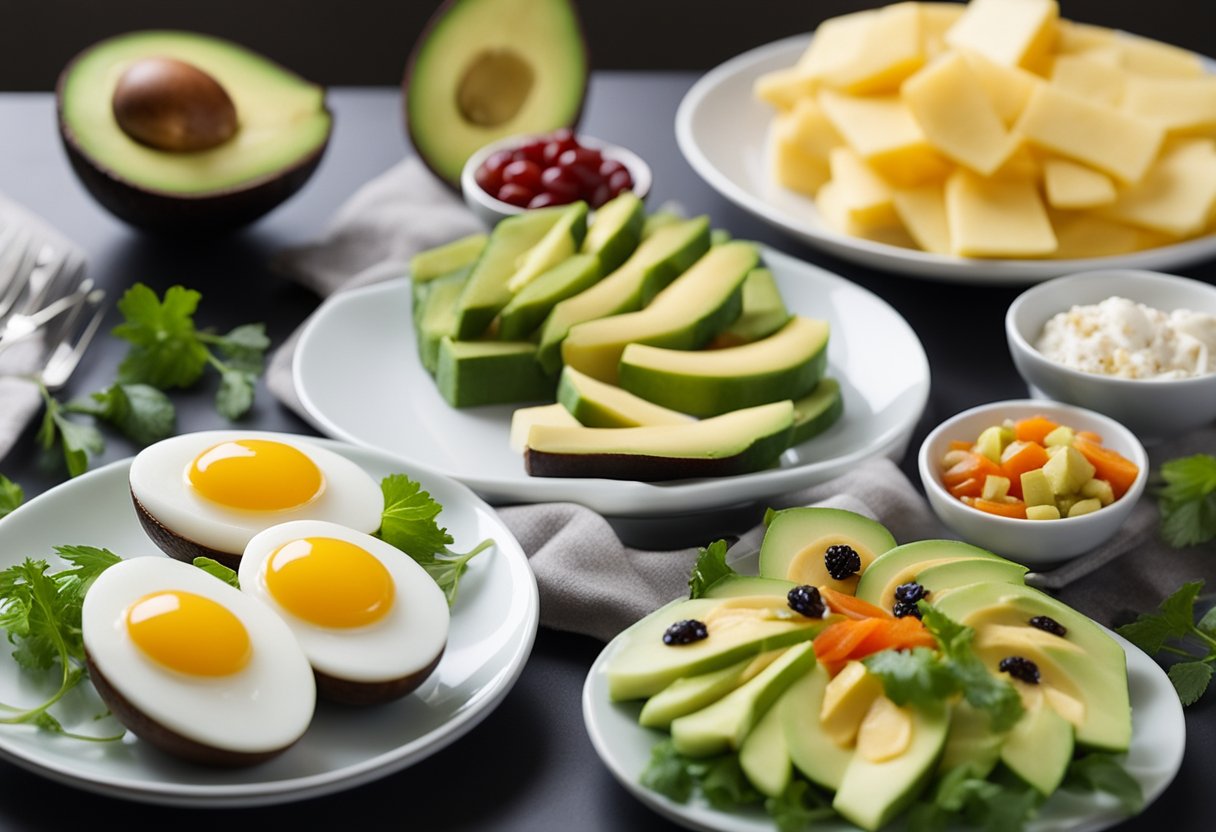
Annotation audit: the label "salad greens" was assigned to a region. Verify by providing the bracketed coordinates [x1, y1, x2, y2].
[1155, 454, 1216, 548]
[0, 474, 24, 519]
[1117, 579, 1216, 705]
[688, 539, 735, 599]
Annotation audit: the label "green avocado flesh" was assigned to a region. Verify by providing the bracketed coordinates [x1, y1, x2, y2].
[435, 338, 556, 407]
[405, 0, 587, 185]
[416, 270, 471, 373]
[1001, 693, 1074, 795]
[738, 682, 795, 798]
[638, 650, 781, 730]
[791, 377, 844, 445]
[854, 539, 1026, 613]
[781, 663, 853, 790]
[582, 191, 645, 274]
[556, 365, 691, 428]
[701, 575, 796, 600]
[498, 253, 602, 341]
[758, 507, 897, 595]
[60, 30, 330, 194]
[938, 700, 1004, 779]
[411, 233, 487, 284]
[714, 268, 790, 346]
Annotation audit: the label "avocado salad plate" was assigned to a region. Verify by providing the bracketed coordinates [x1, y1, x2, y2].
[582, 536, 1185, 832]
[0, 436, 538, 807]
[292, 247, 929, 517]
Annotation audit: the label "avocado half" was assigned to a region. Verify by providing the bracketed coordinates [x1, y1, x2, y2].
[57, 30, 332, 234]
[404, 0, 589, 187]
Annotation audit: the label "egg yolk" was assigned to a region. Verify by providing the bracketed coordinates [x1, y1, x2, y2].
[188, 439, 324, 511]
[265, 537, 395, 629]
[126, 590, 252, 677]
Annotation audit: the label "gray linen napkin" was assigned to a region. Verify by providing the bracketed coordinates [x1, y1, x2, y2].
[270, 158, 1216, 642]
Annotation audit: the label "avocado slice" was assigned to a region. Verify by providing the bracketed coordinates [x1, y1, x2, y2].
[498, 254, 602, 341]
[57, 30, 331, 232]
[637, 650, 782, 730]
[562, 241, 759, 383]
[581, 191, 645, 274]
[937, 699, 1005, 779]
[604, 596, 824, 701]
[556, 365, 692, 428]
[508, 403, 579, 453]
[536, 217, 711, 373]
[641, 210, 684, 239]
[411, 233, 488, 284]
[758, 507, 898, 595]
[780, 663, 854, 790]
[670, 641, 816, 757]
[505, 201, 589, 293]
[617, 315, 829, 417]
[738, 689, 794, 798]
[524, 400, 794, 481]
[1000, 687, 1074, 795]
[435, 338, 556, 408]
[404, 0, 588, 186]
[711, 268, 790, 348]
[791, 377, 844, 445]
[854, 540, 1027, 613]
[701, 575, 796, 600]
[415, 269, 472, 373]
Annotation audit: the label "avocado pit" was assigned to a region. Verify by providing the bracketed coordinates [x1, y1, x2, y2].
[112, 56, 238, 152]
[456, 48, 535, 127]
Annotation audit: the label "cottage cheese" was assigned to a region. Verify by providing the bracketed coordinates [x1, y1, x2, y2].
[1036, 296, 1216, 380]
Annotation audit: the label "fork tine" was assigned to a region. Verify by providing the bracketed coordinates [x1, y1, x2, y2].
[40, 288, 106, 391]
[0, 227, 33, 320]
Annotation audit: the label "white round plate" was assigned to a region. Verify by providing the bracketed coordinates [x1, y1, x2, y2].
[293, 250, 929, 517]
[675, 34, 1216, 285]
[582, 550, 1185, 832]
[0, 434, 538, 808]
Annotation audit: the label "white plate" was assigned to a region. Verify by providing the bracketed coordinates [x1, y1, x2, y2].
[675, 34, 1216, 285]
[582, 550, 1185, 832]
[0, 434, 539, 808]
[293, 250, 930, 517]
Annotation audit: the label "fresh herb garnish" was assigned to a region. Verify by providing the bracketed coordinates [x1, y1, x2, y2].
[1061, 753, 1144, 814]
[112, 283, 269, 420]
[0, 475, 23, 519]
[1155, 454, 1216, 548]
[65, 383, 176, 446]
[377, 474, 494, 606]
[907, 764, 1040, 832]
[0, 546, 123, 740]
[36, 384, 104, 478]
[1116, 579, 1216, 705]
[192, 557, 240, 589]
[688, 539, 735, 599]
[765, 781, 835, 832]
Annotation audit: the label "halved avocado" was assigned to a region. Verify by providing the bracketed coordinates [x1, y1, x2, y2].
[556, 365, 692, 428]
[758, 507, 898, 595]
[57, 30, 331, 233]
[854, 540, 1027, 613]
[404, 0, 588, 186]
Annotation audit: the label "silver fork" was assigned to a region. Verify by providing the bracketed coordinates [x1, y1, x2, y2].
[37, 284, 106, 391]
[0, 248, 85, 356]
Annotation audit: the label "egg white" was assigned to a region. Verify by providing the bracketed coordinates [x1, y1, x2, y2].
[82, 556, 316, 755]
[129, 431, 383, 555]
[239, 520, 450, 685]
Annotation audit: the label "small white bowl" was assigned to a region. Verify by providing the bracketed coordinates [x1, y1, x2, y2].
[1006, 269, 1216, 440]
[460, 131, 653, 227]
[918, 399, 1149, 566]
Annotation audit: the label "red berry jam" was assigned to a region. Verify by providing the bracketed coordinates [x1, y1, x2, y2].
[478, 130, 636, 209]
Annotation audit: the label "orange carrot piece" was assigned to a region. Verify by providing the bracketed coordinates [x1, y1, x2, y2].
[1074, 439, 1139, 499]
[1000, 441, 1049, 497]
[1076, 430, 1103, 444]
[821, 586, 895, 620]
[949, 477, 983, 499]
[814, 618, 885, 664]
[948, 440, 973, 451]
[965, 497, 1028, 519]
[941, 452, 1004, 488]
[843, 618, 938, 662]
[1014, 416, 1059, 445]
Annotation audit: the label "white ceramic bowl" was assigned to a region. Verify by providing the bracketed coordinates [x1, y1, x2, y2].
[1006, 269, 1216, 440]
[918, 399, 1149, 566]
[460, 132, 653, 226]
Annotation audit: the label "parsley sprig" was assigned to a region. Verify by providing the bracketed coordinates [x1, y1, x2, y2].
[377, 474, 494, 606]
[0, 474, 25, 519]
[688, 539, 735, 599]
[36, 381, 175, 477]
[1117, 579, 1216, 705]
[1155, 454, 1216, 548]
[907, 764, 1040, 832]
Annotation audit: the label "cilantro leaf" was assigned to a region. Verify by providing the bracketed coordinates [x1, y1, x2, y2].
[1117, 579, 1216, 707]
[1197, 604, 1216, 637]
[35, 388, 103, 478]
[1155, 454, 1216, 547]
[697, 755, 762, 810]
[688, 539, 735, 599]
[192, 557, 240, 589]
[863, 647, 957, 708]
[66, 383, 176, 446]
[919, 603, 1024, 732]
[215, 367, 256, 420]
[909, 765, 1040, 832]
[765, 780, 835, 832]
[113, 284, 210, 389]
[1117, 580, 1205, 654]
[0, 475, 23, 519]
[1168, 661, 1213, 706]
[639, 739, 695, 803]
[1160, 580, 1205, 634]
[206, 323, 270, 375]
[1063, 753, 1144, 814]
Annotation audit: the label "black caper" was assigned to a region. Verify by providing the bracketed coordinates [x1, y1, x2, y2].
[1029, 615, 1067, 637]
[999, 656, 1041, 684]
[663, 619, 708, 646]
[787, 584, 826, 618]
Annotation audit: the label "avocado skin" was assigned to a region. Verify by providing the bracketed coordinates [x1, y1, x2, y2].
[55, 48, 330, 236]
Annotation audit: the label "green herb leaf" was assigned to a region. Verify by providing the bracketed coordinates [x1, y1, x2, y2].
[1117, 580, 1205, 654]
[688, 539, 735, 599]
[1156, 454, 1216, 547]
[215, 368, 256, 420]
[920, 603, 1024, 732]
[66, 383, 176, 446]
[1063, 753, 1144, 814]
[695, 755, 762, 810]
[421, 539, 494, 607]
[0, 475, 23, 519]
[1160, 580, 1205, 633]
[113, 284, 210, 389]
[864, 647, 958, 708]
[1196, 604, 1216, 637]
[1168, 661, 1213, 706]
[192, 557, 240, 589]
[639, 739, 695, 803]
[765, 780, 835, 832]
[909, 765, 1040, 832]
[208, 323, 270, 375]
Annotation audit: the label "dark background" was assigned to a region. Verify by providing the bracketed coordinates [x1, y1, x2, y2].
[0, 0, 1212, 90]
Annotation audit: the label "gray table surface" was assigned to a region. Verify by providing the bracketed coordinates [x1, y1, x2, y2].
[0, 75, 1211, 829]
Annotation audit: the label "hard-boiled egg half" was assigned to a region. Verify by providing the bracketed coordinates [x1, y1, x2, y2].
[239, 520, 450, 705]
[129, 431, 383, 569]
[82, 556, 316, 767]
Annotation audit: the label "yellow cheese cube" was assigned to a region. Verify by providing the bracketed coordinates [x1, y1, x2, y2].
[768, 116, 830, 196]
[754, 67, 815, 111]
[827, 147, 898, 229]
[1048, 212, 1144, 258]
[797, 10, 876, 77]
[818, 90, 952, 186]
[1014, 84, 1164, 183]
[1054, 19, 1116, 55]
[1043, 158, 1116, 208]
[1115, 33, 1204, 78]
[823, 2, 925, 95]
[1122, 77, 1216, 134]
[1050, 54, 1126, 107]
[904, 53, 1018, 175]
[893, 183, 952, 254]
[991, 141, 1043, 180]
[960, 51, 1042, 126]
[946, 168, 1056, 257]
[945, 0, 1060, 71]
[921, 2, 967, 58]
[1098, 138, 1216, 237]
[816, 181, 918, 248]
[786, 97, 844, 158]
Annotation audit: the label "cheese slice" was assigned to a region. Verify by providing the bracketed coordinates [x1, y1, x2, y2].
[946, 169, 1056, 257]
[945, 0, 1060, 71]
[797, 10, 876, 77]
[960, 50, 1042, 126]
[1122, 77, 1216, 134]
[1115, 32, 1204, 78]
[769, 109, 831, 196]
[893, 183, 952, 254]
[1050, 54, 1126, 107]
[921, 1, 967, 58]
[1043, 158, 1117, 209]
[1054, 20, 1116, 55]
[818, 90, 951, 186]
[822, 2, 924, 95]
[754, 67, 815, 112]
[827, 147, 898, 229]
[816, 181, 918, 249]
[1048, 211, 1146, 259]
[1098, 138, 1216, 237]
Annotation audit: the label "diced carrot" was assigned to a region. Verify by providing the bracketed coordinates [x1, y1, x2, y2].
[1074, 438, 1139, 499]
[821, 586, 894, 620]
[814, 618, 885, 664]
[851, 617, 933, 656]
[964, 497, 1028, 519]
[1014, 416, 1059, 445]
[1076, 430, 1103, 444]
[941, 452, 1004, 488]
[1000, 440, 1049, 497]
[948, 440, 972, 451]
[949, 477, 983, 499]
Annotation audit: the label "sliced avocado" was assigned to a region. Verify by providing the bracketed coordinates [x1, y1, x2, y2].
[913, 557, 1028, 603]
[701, 575, 796, 600]
[820, 661, 885, 748]
[604, 596, 823, 701]
[556, 365, 691, 428]
[582, 191, 644, 273]
[711, 268, 790, 347]
[411, 232, 488, 284]
[415, 269, 471, 373]
[58, 30, 331, 231]
[536, 216, 711, 373]
[781, 663, 854, 790]
[670, 641, 816, 757]
[831, 701, 949, 831]
[454, 206, 569, 339]
[932, 582, 1130, 752]
[790, 377, 844, 445]
[508, 403, 579, 453]
[854, 540, 1025, 613]
[498, 253, 602, 341]
[562, 241, 758, 383]
[641, 210, 683, 239]
[938, 699, 1006, 778]
[435, 337, 556, 407]
[739, 689, 794, 798]
[404, 0, 588, 186]
[524, 400, 794, 481]
[638, 650, 782, 730]
[710, 228, 734, 246]
[505, 201, 588, 293]
[758, 507, 897, 595]
[618, 315, 828, 417]
[1000, 688, 1074, 795]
